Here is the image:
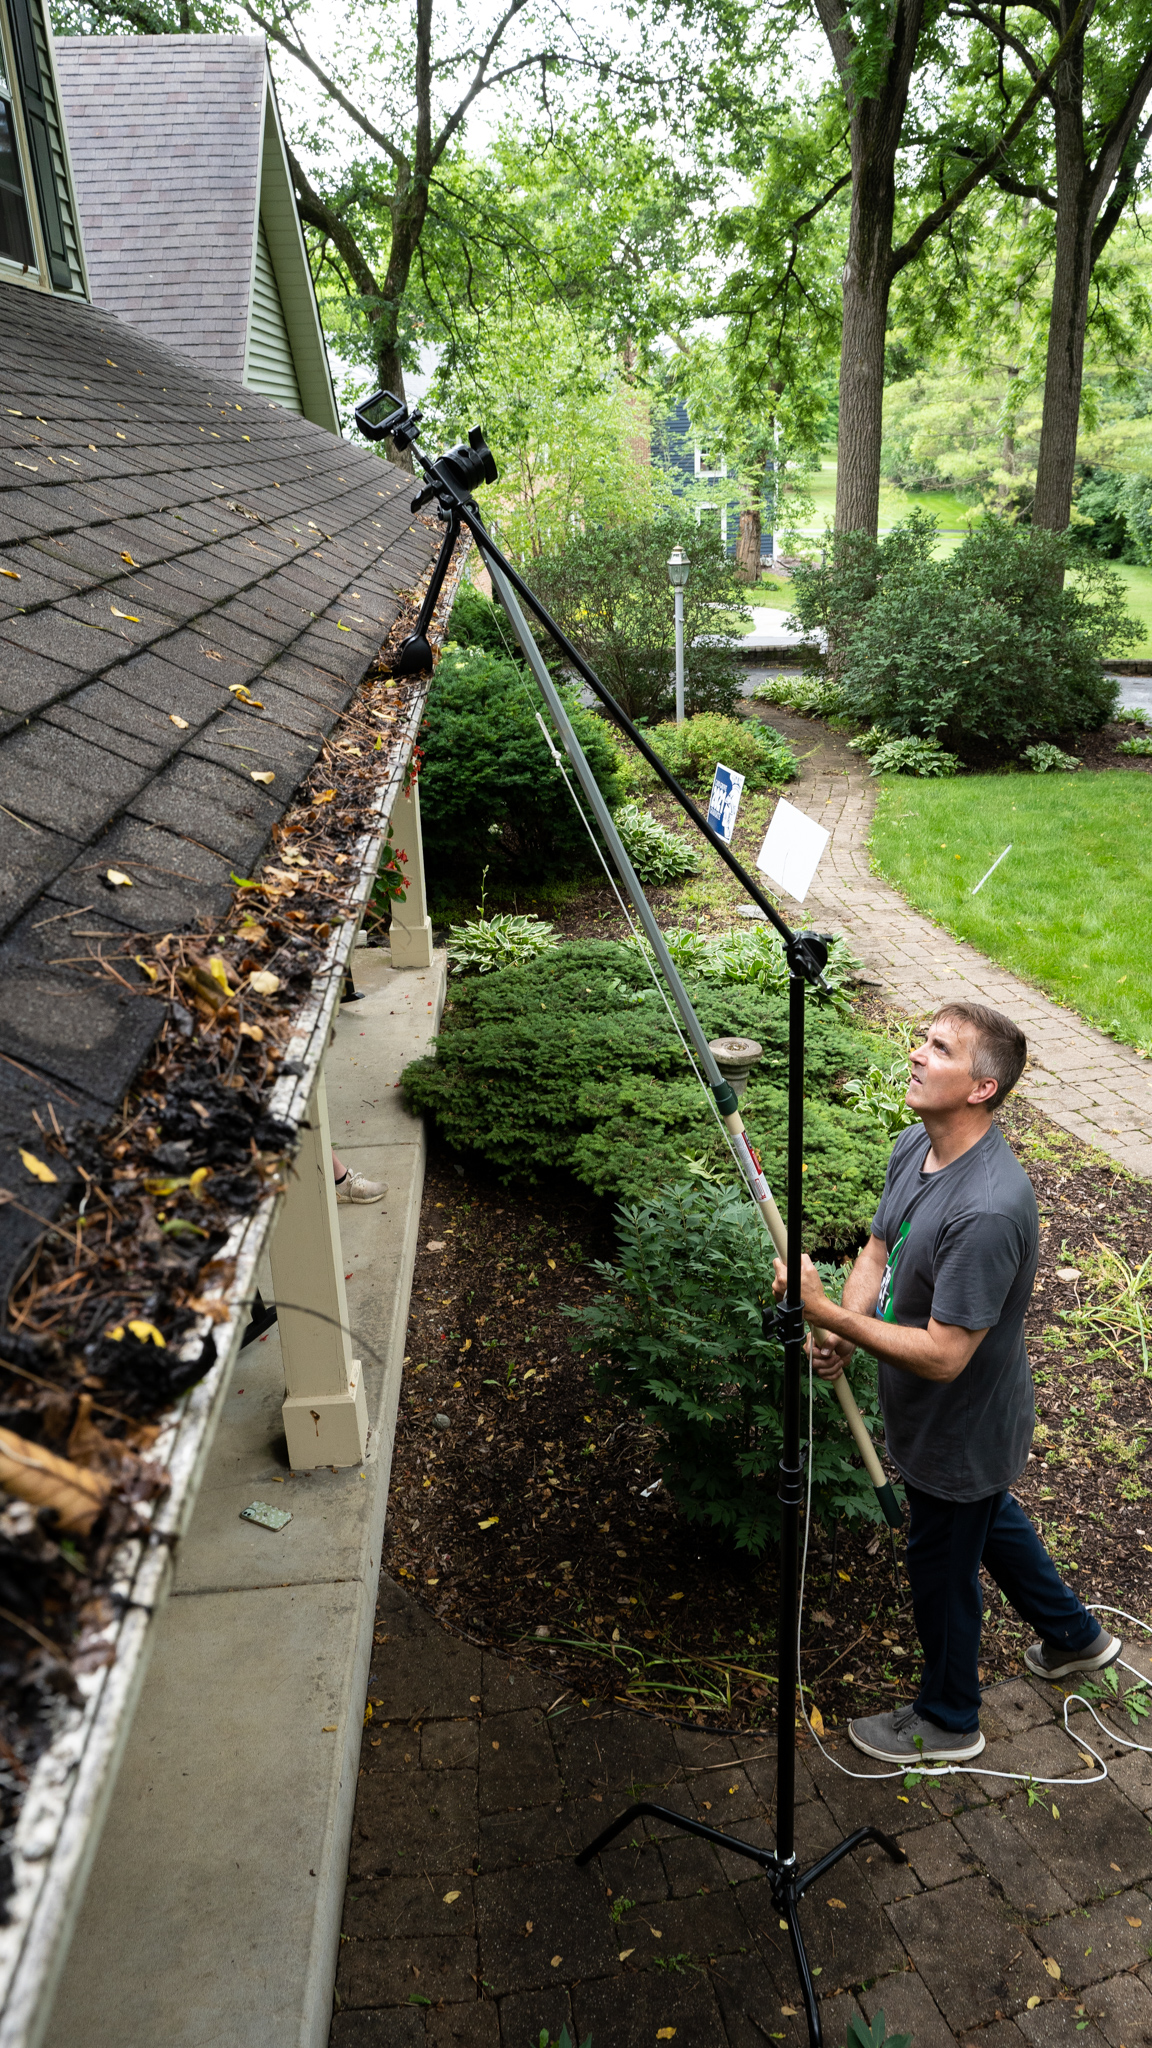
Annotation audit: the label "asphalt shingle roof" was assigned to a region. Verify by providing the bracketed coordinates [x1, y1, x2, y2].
[54, 34, 267, 384]
[0, 280, 436, 1298]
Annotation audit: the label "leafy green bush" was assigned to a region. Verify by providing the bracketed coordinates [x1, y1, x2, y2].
[1075, 465, 1152, 566]
[527, 514, 748, 723]
[752, 672, 845, 717]
[402, 942, 891, 1244]
[448, 912, 560, 974]
[446, 579, 518, 660]
[788, 512, 1138, 750]
[614, 801, 703, 884]
[843, 1021, 920, 1141]
[572, 1183, 889, 1551]
[419, 647, 625, 892]
[1117, 703, 1151, 725]
[1021, 742, 1081, 773]
[633, 713, 797, 793]
[1118, 734, 1152, 756]
[630, 924, 862, 1002]
[851, 732, 959, 778]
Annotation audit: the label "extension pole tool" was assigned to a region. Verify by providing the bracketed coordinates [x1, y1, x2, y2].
[353, 393, 908, 2048]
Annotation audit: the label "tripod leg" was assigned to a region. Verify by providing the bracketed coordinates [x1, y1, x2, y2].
[575, 1801, 776, 1871]
[779, 1886, 823, 2048]
[795, 1824, 906, 1896]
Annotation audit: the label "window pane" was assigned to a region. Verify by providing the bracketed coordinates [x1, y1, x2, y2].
[0, 99, 34, 268]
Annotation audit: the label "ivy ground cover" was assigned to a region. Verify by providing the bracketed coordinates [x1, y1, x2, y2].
[870, 771, 1152, 1052]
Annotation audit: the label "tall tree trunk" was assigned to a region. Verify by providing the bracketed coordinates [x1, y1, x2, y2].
[735, 504, 762, 581]
[1032, 39, 1092, 533]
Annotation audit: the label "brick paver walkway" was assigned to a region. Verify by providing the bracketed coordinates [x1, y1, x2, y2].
[757, 713, 1152, 1181]
[334, 1580, 1152, 2047]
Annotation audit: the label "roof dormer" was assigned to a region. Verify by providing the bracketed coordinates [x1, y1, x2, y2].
[0, 0, 87, 295]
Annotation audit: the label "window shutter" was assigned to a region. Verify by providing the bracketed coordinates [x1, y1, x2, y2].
[6, 0, 71, 288]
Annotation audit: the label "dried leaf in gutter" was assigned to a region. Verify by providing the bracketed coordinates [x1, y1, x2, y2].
[0, 1427, 112, 1537]
[313, 789, 336, 804]
[19, 1148, 58, 1184]
[248, 970, 281, 995]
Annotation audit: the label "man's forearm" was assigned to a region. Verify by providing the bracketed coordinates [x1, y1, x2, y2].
[809, 1296, 970, 1383]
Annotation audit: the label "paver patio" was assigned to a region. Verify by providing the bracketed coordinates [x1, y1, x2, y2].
[332, 1580, 1152, 2047]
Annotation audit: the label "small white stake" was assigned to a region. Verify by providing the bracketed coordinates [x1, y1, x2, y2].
[971, 844, 1012, 895]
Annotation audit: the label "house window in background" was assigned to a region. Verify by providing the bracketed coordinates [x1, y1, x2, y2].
[0, 41, 35, 270]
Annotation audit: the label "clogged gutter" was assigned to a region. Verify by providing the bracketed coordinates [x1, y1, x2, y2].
[0, 535, 467, 1953]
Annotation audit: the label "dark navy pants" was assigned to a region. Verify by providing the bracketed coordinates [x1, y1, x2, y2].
[904, 1483, 1099, 1731]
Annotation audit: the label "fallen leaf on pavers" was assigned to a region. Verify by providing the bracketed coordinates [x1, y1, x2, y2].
[20, 1149, 57, 1184]
[1111, 1864, 1122, 1872]
[478, 1516, 498, 1529]
[781, 2008, 799, 2018]
[826, 1899, 847, 1910]
[250, 770, 275, 784]
[106, 868, 132, 887]
[618, 1949, 633, 1961]
[1027, 1998, 1042, 2010]
[170, 713, 189, 728]
[110, 606, 141, 622]
[809, 1708, 825, 1738]
[322, 1725, 337, 1733]
[248, 970, 281, 994]
[443, 1891, 461, 1905]
[1044, 1959, 1061, 1980]
[1126, 1917, 1143, 1928]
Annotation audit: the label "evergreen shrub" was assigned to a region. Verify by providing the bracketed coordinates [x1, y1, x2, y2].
[788, 512, 1138, 749]
[572, 1182, 889, 1552]
[633, 713, 797, 793]
[446, 580, 516, 660]
[418, 647, 624, 892]
[402, 941, 891, 1245]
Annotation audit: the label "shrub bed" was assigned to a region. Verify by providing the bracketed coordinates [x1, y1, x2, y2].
[402, 940, 891, 1246]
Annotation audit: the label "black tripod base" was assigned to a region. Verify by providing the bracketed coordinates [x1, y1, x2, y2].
[576, 1802, 906, 2048]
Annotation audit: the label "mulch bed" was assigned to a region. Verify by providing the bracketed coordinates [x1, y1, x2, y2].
[381, 1015, 1152, 1738]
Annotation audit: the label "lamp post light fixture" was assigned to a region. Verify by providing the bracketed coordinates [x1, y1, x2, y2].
[668, 545, 690, 723]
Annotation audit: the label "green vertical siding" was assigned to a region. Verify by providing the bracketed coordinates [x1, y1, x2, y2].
[26, 0, 82, 290]
[247, 215, 303, 413]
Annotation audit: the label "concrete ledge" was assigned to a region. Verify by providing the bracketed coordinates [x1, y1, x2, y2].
[43, 948, 447, 2048]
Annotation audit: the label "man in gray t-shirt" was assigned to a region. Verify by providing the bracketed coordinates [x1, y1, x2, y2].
[774, 1002, 1120, 1765]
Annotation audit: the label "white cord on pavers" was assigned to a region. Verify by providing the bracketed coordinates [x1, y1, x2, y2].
[797, 1345, 1152, 1789]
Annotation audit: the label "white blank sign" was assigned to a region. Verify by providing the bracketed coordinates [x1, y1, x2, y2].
[757, 798, 830, 904]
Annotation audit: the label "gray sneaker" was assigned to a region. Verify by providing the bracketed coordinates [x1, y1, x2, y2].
[848, 1703, 986, 1764]
[1024, 1627, 1121, 1683]
[335, 1168, 387, 1205]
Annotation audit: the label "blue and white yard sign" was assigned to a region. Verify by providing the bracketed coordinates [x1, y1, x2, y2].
[706, 763, 745, 844]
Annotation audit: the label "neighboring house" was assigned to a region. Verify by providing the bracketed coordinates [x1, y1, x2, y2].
[653, 396, 775, 560]
[55, 32, 338, 432]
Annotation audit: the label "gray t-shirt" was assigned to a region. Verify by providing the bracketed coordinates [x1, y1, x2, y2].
[869, 1120, 1038, 1501]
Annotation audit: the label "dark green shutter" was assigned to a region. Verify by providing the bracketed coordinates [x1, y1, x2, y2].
[6, 0, 71, 288]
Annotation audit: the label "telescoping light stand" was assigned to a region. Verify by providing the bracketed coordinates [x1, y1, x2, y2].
[355, 391, 906, 2047]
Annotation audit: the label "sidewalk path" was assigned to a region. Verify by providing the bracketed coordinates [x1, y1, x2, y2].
[334, 1578, 1152, 2047]
[759, 711, 1152, 1181]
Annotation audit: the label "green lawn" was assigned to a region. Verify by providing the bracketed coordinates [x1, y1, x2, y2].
[870, 772, 1152, 1051]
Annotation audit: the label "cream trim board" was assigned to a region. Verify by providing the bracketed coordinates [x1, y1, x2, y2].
[243, 56, 338, 435]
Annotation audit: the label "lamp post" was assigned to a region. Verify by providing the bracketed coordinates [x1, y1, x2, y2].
[668, 545, 689, 723]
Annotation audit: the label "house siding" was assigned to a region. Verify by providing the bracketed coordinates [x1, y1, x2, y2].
[246, 212, 302, 413]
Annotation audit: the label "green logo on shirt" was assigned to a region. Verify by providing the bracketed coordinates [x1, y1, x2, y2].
[877, 1220, 911, 1323]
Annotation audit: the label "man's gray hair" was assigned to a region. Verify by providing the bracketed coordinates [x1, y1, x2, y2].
[930, 1002, 1027, 1111]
